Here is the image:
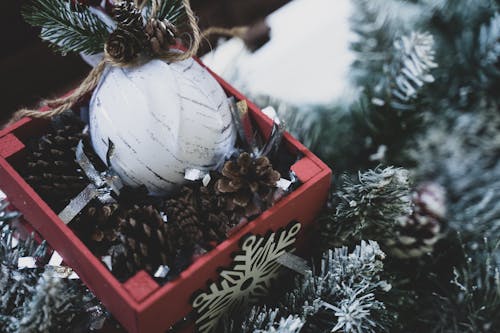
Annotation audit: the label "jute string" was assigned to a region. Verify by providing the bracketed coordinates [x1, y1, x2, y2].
[10, 0, 245, 124]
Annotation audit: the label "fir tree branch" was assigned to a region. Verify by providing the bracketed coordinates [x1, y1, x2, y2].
[23, 0, 110, 55]
[352, 31, 437, 159]
[237, 308, 305, 333]
[144, 0, 186, 26]
[477, 12, 500, 88]
[424, 238, 500, 332]
[1, 200, 47, 320]
[14, 274, 84, 333]
[0, 198, 104, 332]
[320, 167, 412, 248]
[388, 32, 437, 108]
[226, 241, 393, 333]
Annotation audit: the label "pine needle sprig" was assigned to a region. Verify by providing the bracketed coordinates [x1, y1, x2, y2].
[12, 274, 85, 333]
[388, 32, 437, 109]
[320, 167, 412, 249]
[279, 103, 364, 171]
[149, 0, 186, 26]
[241, 308, 304, 333]
[1, 200, 48, 319]
[424, 238, 500, 332]
[477, 12, 500, 89]
[226, 241, 393, 333]
[23, 0, 110, 55]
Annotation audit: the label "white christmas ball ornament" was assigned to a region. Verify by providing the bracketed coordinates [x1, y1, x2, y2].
[89, 58, 236, 195]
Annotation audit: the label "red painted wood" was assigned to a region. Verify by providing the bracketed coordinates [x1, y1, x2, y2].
[123, 271, 160, 303]
[291, 157, 323, 183]
[0, 134, 24, 159]
[0, 60, 332, 333]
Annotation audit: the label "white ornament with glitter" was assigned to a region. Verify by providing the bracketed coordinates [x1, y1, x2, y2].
[89, 58, 236, 195]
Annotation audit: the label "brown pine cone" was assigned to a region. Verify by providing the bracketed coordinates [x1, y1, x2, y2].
[112, 1, 144, 34]
[164, 189, 204, 249]
[106, 1, 147, 63]
[197, 182, 239, 239]
[216, 153, 281, 216]
[71, 202, 120, 256]
[111, 205, 177, 280]
[145, 18, 177, 55]
[106, 28, 143, 63]
[22, 115, 98, 212]
[178, 183, 236, 242]
[386, 183, 446, 259]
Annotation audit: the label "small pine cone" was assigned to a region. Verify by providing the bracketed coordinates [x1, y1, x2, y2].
[145, 18, 177, 55]
[387, 183, 446, 259]
[23, 116, 97, 212]
[168, 183, 237, 243]
[112, 1, 144, 34]
[205, 212, 232, 242]
[197, 181, 240, 234]
[106, 28, 143, 63]
[112, 205, 176, 280]
[71, 202, 120, 256]
[164, 194, 204, 249]
[216, 153, 281, 216]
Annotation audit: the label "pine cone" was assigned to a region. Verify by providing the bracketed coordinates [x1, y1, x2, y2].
[71, 202, 120, 256]
[22, 115, 98, 212]
[182, 183, 236, 243]
[164, 188, 204, 249]
[111, 205, 177, 281]
[216, 153, 281, 216]
[106, 1, 146, 63]
[387, 183, 446, 259]
[112, 1, 144, 34]
[145, 18, 177, 55]
[106, 28, 143, 63]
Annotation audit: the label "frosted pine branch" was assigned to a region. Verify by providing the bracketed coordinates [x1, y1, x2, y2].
[425, 238, 500, 332]
[390, 32, 437, 107]
[230, 241, 393, 333]
[1, 200, 48, 316]
[321, 167, 412, 248]
[477, 12, 500, 86]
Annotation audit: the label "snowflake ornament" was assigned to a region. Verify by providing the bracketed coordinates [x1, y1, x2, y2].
[192, 222, 302, 333]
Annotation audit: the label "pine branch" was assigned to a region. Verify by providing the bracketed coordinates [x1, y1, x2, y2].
[236, 308, 304, 333]
[256, 314, 304, 333]
[351, 1, 438, 163]
[154, 0, 186, 25]
[320, 167, 412, 248]
[424, 238, 500, 332]
[23, 0, 110, 55]
[278, 102, 364, 172]
[0, 199, 20, 226]
[353, 32, 437, 156]
[477, 12, 500, 89]
[387, 32, 437, 108]
[226, 241, 393, 333]
[4, 273, 85, 333]
[411, 105, 500, 241]
[0, 197, 104, 332]
[1, 200, 47, 319]
[417, 0, 499, 106]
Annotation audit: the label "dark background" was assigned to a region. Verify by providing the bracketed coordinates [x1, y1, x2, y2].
[0, 0, 290, 126]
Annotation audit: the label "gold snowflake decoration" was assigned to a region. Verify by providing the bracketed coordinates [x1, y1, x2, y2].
[192, 222, 302, 333]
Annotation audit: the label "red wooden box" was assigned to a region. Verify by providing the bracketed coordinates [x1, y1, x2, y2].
[0, 65, 331, 333]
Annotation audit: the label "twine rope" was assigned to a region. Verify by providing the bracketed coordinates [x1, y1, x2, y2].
[202, 26, 249, 40]
[10, 0, 247, 123]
